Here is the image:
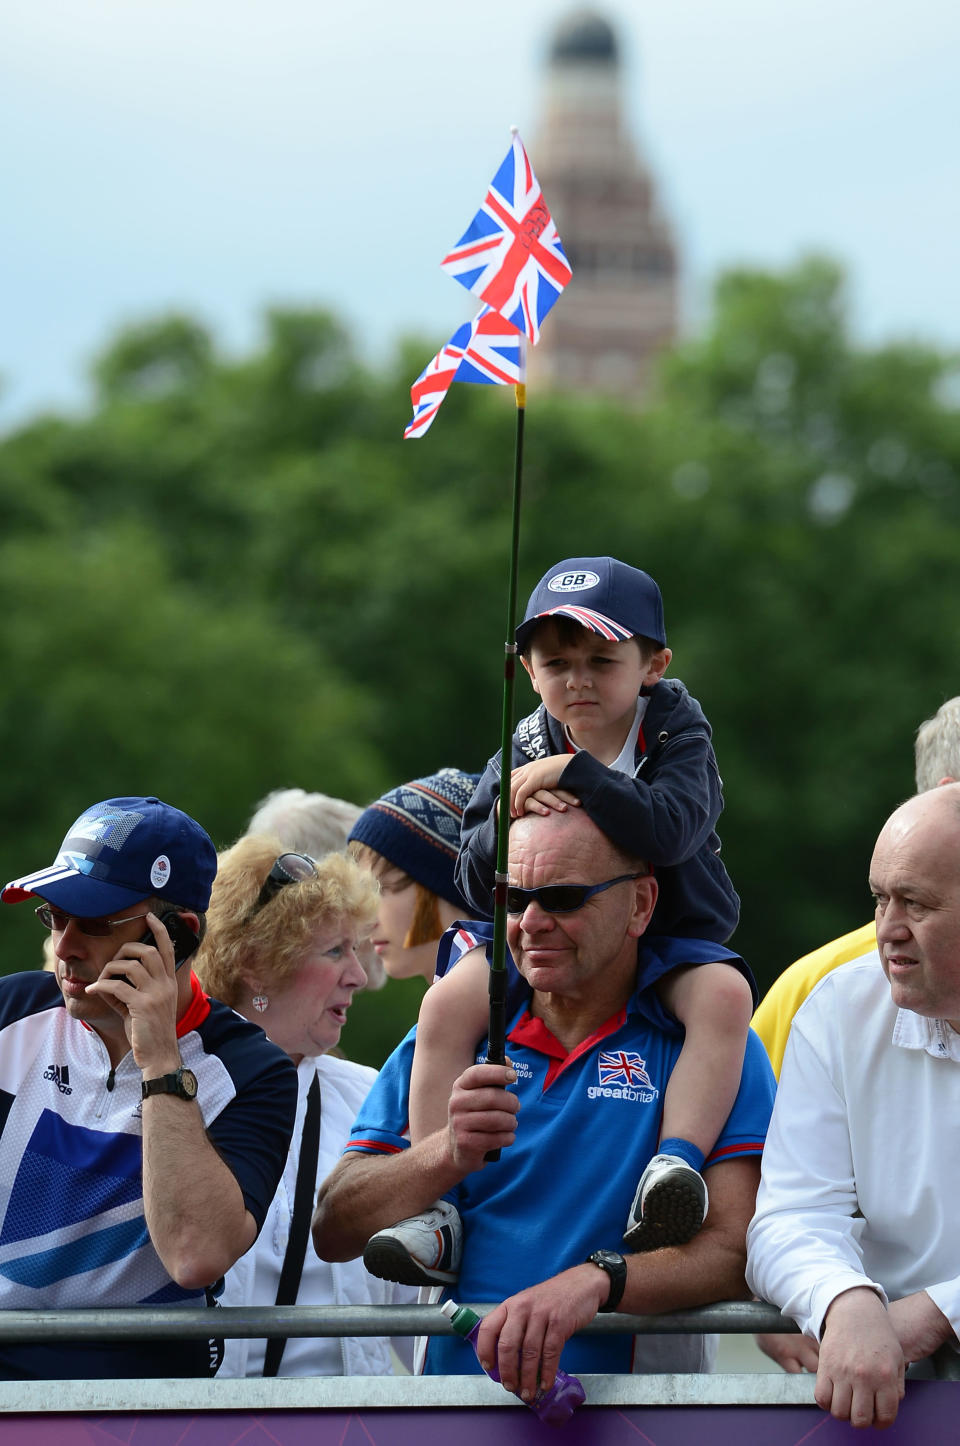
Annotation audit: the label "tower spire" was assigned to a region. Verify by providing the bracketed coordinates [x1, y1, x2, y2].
[531, 10, 679, 400]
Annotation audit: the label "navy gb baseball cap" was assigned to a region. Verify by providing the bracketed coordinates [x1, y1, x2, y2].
[515, 556, 667, 654]
[2, 796, 218, 916]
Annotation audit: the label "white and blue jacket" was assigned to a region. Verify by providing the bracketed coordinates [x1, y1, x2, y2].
[0, 970, 296, 1379]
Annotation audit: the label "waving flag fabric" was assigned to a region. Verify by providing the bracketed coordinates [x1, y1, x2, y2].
[440, 131, 572, 344]
[404, 306, 523, 440]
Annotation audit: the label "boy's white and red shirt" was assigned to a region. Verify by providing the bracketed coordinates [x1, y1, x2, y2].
[562, 694, 649, 774]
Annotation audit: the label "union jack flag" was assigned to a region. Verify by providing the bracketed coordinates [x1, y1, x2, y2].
[404, 305, 524, 440]
[440, 131, 572, 345]
[598, 1051, 653, 1088]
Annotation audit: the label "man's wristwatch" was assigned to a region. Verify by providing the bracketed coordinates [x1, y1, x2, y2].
[585, 1249, 627, 1312]
[141, 1067, 198, 1102]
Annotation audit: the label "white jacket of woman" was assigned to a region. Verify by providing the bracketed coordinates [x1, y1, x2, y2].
[219, 1054, 418, 1376]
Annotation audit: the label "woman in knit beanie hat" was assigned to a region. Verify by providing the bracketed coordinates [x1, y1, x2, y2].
[348, 768, 482, 985]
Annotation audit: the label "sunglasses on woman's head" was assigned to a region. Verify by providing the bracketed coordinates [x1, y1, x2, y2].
[505, 873, 644, 916]
[251, 852, 318, 915]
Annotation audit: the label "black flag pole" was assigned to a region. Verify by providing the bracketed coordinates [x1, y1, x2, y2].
[484, 367, 526, 1158]
[400, 126, 571, 1158]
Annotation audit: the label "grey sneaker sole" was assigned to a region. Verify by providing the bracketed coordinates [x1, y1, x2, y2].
[363, 1234, 459, 1287]
[622, 1175, 706, 1253]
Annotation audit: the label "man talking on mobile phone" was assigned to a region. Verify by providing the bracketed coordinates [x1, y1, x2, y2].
[0, 795, 297, 1380]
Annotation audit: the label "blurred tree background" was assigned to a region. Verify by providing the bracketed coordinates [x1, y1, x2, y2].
[1, 256, 958, 1065]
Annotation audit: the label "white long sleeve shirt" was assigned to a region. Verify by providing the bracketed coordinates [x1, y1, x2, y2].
[746, 952, 960, 1343]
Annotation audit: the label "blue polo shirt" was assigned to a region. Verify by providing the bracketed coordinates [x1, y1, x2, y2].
[346, 934, 775, 1376]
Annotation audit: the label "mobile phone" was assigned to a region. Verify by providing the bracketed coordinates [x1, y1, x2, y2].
[139, 910, 200, 970]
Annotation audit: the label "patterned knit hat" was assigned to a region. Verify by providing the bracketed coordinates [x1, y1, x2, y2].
[348, 768, 479, 913]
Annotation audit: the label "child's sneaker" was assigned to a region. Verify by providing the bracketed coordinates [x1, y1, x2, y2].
[363, 1200, 463, 1286]
[622, 1153, 708, 1252]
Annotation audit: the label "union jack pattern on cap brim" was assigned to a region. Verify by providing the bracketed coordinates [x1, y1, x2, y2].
[439, 132, 572, 345]
[533, 605, 634, 643]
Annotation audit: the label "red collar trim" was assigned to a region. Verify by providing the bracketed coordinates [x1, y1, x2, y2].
[176, 970, 211, 1036]
[508, 1004, 628, 1089]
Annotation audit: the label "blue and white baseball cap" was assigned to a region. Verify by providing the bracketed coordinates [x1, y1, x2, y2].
[515, 556, 666, 653]
[2, 796, 217, 916]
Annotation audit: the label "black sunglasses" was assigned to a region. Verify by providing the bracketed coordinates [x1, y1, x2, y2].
[251, 852, 318, 914]
[505, 873, 644, 916]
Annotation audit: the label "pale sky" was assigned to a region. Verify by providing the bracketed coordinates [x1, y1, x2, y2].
[3, 0, 958, 429]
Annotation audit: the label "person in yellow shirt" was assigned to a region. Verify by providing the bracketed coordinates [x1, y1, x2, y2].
[752, 922, 877, 1080]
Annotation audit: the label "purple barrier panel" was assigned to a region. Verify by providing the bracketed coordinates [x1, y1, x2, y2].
[0, 1388, 959, 1446]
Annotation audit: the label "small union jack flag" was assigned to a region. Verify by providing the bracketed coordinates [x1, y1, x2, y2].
[598, 1051, 653, 1088]
[440, 131, 572, 345]
[404, 305, 524, 440]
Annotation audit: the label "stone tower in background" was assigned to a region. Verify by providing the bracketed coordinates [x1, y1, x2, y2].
[530, 10, 679, 400]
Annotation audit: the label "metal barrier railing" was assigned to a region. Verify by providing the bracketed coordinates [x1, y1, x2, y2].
[0, 1298, 795, 1343]
[0, 1301, 955, 1413]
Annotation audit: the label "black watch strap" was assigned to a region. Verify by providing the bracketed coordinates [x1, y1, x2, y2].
[585, 1249, 627, 1312]
[141, 1067, 198, 1101]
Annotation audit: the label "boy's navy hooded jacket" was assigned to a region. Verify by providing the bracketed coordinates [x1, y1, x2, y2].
[456, 676, 740, 944]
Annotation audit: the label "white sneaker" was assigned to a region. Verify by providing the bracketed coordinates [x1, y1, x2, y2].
[622, 1153, 708, 1252]
[363, 1200, 463, 1286]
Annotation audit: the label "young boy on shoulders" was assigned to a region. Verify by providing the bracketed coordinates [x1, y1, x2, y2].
[362, 557, 756, 1289]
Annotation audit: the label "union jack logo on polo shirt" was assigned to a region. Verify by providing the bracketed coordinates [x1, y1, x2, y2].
[598, 1051, 653, 1088]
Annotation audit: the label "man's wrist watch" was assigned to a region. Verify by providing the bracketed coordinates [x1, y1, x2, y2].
[141, 1067, 198, 1102]
[585, 1249, 627, 1312]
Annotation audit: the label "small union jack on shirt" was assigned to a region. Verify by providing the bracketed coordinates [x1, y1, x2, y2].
[440, 131, 572, 345]
[598, 1050, 654, 1088]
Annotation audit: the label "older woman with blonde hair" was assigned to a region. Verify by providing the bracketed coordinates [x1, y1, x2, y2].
[195, 834, 416, 1378]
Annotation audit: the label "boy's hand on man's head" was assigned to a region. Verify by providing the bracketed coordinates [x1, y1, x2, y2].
[510, 757, 579, 817]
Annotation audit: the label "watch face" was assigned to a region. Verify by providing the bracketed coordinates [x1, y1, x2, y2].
[179, 1069, 198, 1099]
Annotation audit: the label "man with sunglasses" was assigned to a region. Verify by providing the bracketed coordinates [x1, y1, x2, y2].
[0, 795, 297, 1380]
[314, 806, 774, 1399]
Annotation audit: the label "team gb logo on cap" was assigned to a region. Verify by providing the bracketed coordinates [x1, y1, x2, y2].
[150, 855, 171, 890]
[547, 569, 600, 594]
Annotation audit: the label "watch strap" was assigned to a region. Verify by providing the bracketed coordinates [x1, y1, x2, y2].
[141, 1068, 196, 1101]
[586, 1250, 627, 1312]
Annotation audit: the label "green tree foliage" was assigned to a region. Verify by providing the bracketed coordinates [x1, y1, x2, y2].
[1, 260, 958, 1063]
